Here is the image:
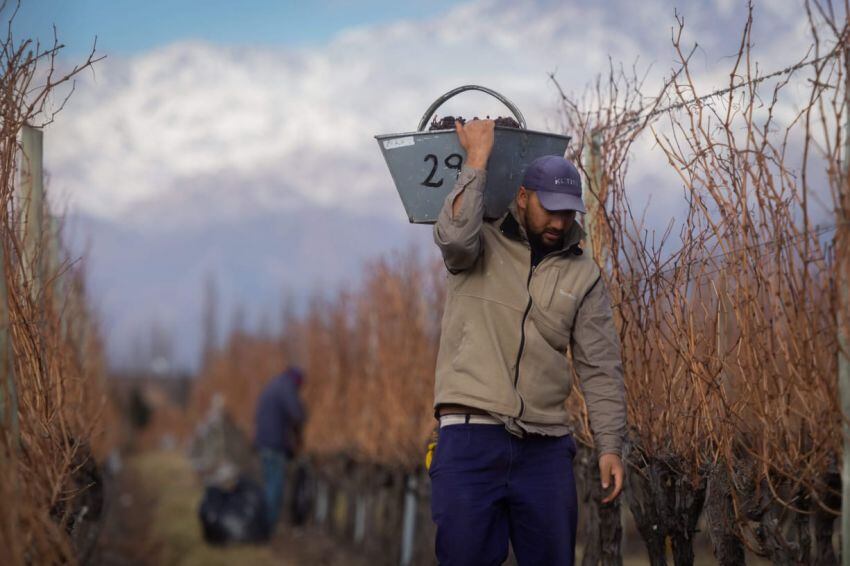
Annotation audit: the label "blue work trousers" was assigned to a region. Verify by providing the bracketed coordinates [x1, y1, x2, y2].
[429, 424, 578, 566]
[259, 448, 288, 530]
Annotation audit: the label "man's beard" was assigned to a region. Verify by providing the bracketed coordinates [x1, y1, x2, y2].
[523, 208, 564, 253]
[528, 229, 564, 254]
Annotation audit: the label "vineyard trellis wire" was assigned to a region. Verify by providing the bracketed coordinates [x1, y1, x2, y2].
[551, 34, 846, 137]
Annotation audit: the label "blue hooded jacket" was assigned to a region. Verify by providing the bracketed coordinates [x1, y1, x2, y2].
[254, 367, 306, 455]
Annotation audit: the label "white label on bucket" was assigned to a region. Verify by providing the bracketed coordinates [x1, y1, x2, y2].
[384, 136, 415, 150]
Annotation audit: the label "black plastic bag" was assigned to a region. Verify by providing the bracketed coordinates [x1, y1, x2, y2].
[289, 461, 312, 526]
[199, 477, 270, 544]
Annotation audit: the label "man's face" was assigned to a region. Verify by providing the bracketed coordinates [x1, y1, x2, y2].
[516, 187, 577, 252]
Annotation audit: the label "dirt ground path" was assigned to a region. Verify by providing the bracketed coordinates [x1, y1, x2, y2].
[93, 450, 370, 566]
[271, 525, 372, 566]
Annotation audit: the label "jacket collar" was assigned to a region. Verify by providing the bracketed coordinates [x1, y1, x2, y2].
[499, 200, 586, 254]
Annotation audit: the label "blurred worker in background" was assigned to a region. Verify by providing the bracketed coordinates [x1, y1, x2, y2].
[428, 119, 626, 565]
[189, 393, 254, 487]
[254, 365, 306, 532]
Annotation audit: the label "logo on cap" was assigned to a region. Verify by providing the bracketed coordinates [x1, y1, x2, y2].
[554, 177, 578, 187]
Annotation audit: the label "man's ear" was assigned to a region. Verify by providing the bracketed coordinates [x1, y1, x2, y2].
[517, 186, 528, 208]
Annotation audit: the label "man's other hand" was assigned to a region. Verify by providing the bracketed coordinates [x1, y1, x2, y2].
[599, 453, 624, 504]
[455, 119, 495, 170]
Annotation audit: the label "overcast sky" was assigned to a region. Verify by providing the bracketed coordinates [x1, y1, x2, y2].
[11, 0, 463, 56]
[17, 0, 823, 220]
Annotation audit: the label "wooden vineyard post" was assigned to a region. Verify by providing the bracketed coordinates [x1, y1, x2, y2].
[580, 128, 624, 564]
[0, 125, 42, 440]
[0, 221, 14, 439]
[400, 474, 418, 566]
[21, 125, 44, 297]
[583, 129, 605, 264]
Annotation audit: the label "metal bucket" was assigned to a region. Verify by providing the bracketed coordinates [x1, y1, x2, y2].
[375, 85, 571, 224]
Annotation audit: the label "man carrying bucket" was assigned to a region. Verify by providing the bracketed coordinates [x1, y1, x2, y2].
[429, 119, 626, 565]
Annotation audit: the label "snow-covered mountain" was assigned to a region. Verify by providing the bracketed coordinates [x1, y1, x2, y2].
[44, 0, 816, 369]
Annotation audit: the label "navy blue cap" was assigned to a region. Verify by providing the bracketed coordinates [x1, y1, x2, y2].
[521, 155, 585, 213]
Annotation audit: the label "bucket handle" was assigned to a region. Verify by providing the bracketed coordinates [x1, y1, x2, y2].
[416, 85, 527, 132]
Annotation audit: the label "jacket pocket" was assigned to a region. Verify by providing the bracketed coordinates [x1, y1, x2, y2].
[538, 266, 560, 309]
[533, 265, 580, 332]
[540, 286, 580, 336]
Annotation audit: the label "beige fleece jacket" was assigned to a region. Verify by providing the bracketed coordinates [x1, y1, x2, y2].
[432, 165, 627, 457]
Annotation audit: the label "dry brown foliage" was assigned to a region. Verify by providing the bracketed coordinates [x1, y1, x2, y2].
[301, 251, 443, 465]
[190, 332, 287, 443]
[0, 4, 112, 564]
[555, 1, 847, 559]
[190, 250, 444, 470]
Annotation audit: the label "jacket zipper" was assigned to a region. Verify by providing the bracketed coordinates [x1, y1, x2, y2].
[513, 245, 570, 418]
[513, 254, 535, 418]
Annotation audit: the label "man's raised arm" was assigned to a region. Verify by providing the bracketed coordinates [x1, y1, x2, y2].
[433, 119, 494, 272]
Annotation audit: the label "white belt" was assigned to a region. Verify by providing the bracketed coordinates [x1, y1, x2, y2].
[439, 414, 502, 427]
